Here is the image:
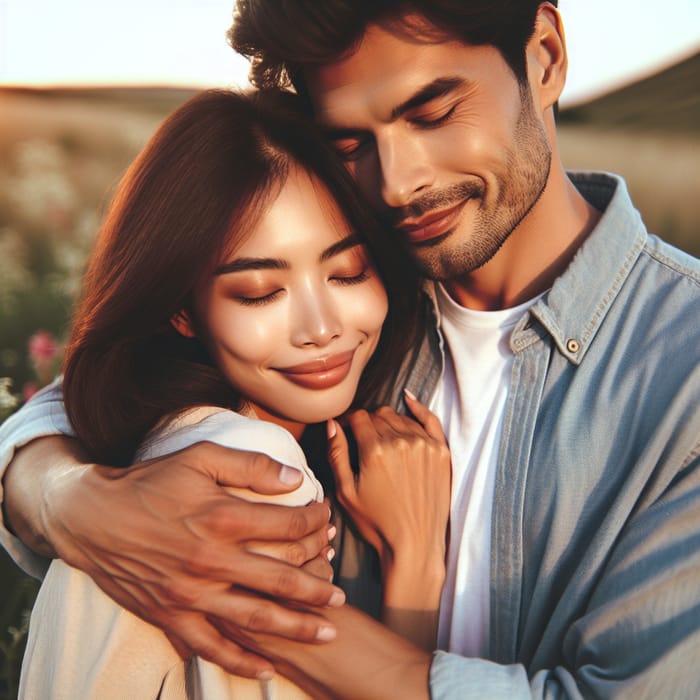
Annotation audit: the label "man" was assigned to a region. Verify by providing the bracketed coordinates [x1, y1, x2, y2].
[1, 0, 699, 696]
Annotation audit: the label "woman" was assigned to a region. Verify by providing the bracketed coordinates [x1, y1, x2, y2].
[19, 89, 451, 699]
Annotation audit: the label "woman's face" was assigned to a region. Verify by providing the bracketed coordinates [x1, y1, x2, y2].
[190, 167, 388, 436]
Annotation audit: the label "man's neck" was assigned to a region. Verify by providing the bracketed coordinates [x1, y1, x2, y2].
[444, 167, 601, 312]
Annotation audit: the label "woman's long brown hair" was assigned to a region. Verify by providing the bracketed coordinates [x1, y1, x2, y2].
[63, 89, 420, 466]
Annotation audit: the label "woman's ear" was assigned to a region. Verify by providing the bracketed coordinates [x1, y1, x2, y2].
[527, 3, 568, 110]
[170, 310, 196, 338]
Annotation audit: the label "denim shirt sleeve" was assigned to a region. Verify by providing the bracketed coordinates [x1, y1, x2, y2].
[0, 379, 72, 578]
[430, 651, 532, 699]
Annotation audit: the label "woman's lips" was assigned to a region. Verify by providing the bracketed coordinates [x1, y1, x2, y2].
[276, 350, 356, 390]
[395, 200, 467, 245]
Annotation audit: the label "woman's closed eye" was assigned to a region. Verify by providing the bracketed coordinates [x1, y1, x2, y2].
[233, 288, 284, 306]
[331, 268, 371, 286]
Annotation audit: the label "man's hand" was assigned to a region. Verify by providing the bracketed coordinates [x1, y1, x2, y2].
[4, 436, 344, 678]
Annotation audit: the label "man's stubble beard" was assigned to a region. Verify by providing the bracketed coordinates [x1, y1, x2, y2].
[406, 94, 552, 282]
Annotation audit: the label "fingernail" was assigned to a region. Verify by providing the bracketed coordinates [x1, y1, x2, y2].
[316, 624, 337, 642]
[327, 525, 337, 542]
[326, 547, 336, 562]
[279, 465, 302, 485]
[326, 419, 337, 439]
[328, 590, 345, 607]
[404, 388, 417, 401]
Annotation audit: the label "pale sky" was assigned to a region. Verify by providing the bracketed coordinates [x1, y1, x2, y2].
[0, 0, 699, 106]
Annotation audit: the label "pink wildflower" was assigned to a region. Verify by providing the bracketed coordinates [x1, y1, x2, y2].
[22, 382, 38, 402]
[28, 330, 59, 367]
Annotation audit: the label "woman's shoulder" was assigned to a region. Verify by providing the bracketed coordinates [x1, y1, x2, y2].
[137, 407, 323, 504]
[138, 406, 299, 460]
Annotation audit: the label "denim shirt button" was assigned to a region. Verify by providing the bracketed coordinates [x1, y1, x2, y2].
[566, 338, 580, 353]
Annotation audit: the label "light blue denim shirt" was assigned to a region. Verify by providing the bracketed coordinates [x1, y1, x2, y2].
[408, 172, 700, 698]
[1, 172, 699, 698]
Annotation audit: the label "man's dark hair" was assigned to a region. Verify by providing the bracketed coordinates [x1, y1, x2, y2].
[230, 0, 558, 101]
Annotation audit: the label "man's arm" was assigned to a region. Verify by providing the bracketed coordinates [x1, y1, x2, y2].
[1, 393, 345, 679]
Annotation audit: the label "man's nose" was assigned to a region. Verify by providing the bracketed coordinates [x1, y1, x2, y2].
[290, 286, 343, 348]
[377, 130, 434, 209]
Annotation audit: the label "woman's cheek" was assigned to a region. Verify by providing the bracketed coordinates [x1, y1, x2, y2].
[361, 279, 389, 332]
[207, 303, 282, 365]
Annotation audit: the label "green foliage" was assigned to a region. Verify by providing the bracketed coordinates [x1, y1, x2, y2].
[0, 552, 40, 699]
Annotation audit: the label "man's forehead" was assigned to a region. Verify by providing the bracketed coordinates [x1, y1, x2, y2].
[304, 28, 502, 126]
[303, 15, 454, 99]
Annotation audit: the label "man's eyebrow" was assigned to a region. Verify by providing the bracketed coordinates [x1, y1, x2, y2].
[320, 77, 467, 139]
[390, 77, 466, 120]
[214, 257, 288, 275]
[320, 233, 362, 262]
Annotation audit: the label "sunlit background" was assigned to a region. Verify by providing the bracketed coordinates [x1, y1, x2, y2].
[0, 3, 699, 694]
[1, 0, 699, 104]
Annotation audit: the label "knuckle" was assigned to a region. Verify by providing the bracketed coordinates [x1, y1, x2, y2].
[436, 443, 452, 463]
[366, 443, 385, 461]
[284, 541, 308, 567]
[291, 616, 322, 642]
[269, 568, 300, 599]
[184, 542, 221, 576]
[190, 638, 223, 664]
[286, 510, 310, 540]
[248, 450, 274, 477]
[349, 409, 369, 425]
[160, 578, 200, 608]
[199, 504, 234, 537]
[328, 444, 346, 466]
[245, 602, 274, 632]
[391, 436, 411, 452]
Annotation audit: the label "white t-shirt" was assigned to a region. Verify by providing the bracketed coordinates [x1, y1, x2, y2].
[430, 284, 540, 657]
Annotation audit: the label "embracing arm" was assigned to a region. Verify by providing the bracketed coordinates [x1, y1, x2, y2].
[0, 386, 344, 678]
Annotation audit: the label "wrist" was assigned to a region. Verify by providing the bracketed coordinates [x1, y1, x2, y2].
[3, 436, 90, 557]
[30, 436, 97, 560]
[382, 551, 445, 611]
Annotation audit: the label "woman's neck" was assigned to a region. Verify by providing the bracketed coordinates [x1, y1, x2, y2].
[244, 401, 307, 441]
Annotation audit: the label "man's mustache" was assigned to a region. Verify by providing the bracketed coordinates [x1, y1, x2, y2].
[388, 181, 484, 226]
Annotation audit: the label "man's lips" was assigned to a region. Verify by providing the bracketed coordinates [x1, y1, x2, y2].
[395, 200, 467, 244]
[276, 350, 356, 390]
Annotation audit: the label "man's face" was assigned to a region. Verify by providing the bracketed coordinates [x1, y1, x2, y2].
[306, 22, 552, 281]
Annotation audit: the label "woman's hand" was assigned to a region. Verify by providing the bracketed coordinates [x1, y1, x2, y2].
[327, 390, 451, 647]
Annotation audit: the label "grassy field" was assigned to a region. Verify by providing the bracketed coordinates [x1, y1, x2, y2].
[0, 85, 698, 697]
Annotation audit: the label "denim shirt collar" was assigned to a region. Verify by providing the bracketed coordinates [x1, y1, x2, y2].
[526, 171, 648, 365]
[413, 171, 649, 401]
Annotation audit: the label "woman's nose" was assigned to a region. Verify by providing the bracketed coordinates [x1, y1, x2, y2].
[289, 287, 343, 348]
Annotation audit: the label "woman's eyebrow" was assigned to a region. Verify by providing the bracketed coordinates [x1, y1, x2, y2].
[214, 257, 288, 275]
[214, 235, 362, 275]
[320, 233, 362, 262]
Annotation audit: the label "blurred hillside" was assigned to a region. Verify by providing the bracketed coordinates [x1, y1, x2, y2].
[560, 49, 700, 132]
[558, 49, 700, 256]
